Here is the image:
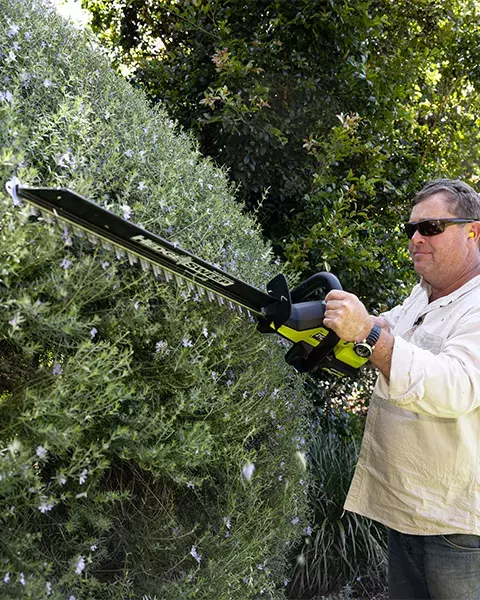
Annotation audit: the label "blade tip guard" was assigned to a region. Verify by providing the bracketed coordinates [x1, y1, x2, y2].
[5, 178, 22, 207]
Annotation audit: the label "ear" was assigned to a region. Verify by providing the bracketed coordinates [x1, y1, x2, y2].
[469, 222, 480, 243]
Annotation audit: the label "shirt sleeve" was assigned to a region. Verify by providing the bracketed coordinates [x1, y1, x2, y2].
[387, 310, 480, 418]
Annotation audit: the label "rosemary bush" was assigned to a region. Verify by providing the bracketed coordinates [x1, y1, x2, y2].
[0, 1, 311, 597]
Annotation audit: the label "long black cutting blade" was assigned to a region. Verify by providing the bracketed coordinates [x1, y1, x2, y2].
[7, 182, 274, 316]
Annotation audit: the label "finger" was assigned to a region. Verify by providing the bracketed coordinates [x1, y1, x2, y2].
[325, 290, 349, 302]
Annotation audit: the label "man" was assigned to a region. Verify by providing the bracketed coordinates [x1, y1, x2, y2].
[323, 179, 480, 600]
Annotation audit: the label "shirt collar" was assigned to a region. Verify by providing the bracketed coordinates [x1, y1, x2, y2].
[419, 274, 480, 310]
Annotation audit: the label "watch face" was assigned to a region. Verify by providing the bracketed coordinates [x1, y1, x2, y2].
[353, 343, 372, 358]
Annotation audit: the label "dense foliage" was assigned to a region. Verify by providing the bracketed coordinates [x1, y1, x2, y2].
[0, 1, 312, 598]
[83, 0, 480, 310]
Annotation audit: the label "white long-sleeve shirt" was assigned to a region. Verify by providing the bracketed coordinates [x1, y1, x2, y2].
[344, 275, 480, 535]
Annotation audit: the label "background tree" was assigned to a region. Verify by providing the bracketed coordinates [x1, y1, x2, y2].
[83, 0, 480, 309]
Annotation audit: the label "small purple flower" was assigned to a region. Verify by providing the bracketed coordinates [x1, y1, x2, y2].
[79, 469, 88, 485]
[75, 555, 85, 575]
[202, 327, 209, 338]
[0, 91, 13, 103]
[101, 261, 110, 270]
[8, 315, 20, 327]
[52, 363, 63, 376]
[182, 337, 193, 348]
[155, 340, 168, 353]
[122, 204, 131, 220]
[90, 327, 97, 340]
[138, 181, 146, 191]
[19, 573, 25, 586]
[46, 582, 52, 595]
[4, 572, 10, 584]
[43, 79, 52, 88]
[8, 24, 19, 37]
[304, 525, 313, 536]
[36, 446, 47, 459]
[291, 517, 299, 525]
[190, 546, 201, 563]
[38, 498, 54, 513]
[242, 462, 255, 482]
[60, 258, 72, 270]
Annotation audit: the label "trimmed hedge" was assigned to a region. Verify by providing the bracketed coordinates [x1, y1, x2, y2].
[0, 1, 311, 598]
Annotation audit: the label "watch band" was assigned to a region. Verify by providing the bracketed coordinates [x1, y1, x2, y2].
[353, 323, 382, 358]
[364, 323, 381, 346]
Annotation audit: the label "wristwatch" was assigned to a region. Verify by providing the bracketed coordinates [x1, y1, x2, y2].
[353, 324, 381, 358]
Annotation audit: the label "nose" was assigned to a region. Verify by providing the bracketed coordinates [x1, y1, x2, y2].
[410, 228, 425, 243]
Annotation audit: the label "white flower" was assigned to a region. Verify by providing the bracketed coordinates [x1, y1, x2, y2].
[182, 337, 193, 348]
[4, 573, 9, 584]
[202, 327, 209, 338]
[43, 79, 52, 88]
[138, 181, 146, 191]
[46, 581, 52, 595]
[242, 462, 255, 482]
[90, 327, 97, 340]
[19, 573, 25, 585]
[75, 555, 85, 574]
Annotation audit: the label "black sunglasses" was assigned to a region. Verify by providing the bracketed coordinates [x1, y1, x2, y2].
[404, 218, 475, 239]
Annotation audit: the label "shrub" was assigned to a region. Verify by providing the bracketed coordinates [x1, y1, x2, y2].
[0, 1, 311, 598]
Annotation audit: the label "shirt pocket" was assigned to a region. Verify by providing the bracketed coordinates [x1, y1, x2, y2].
[413, 328, 444, 355]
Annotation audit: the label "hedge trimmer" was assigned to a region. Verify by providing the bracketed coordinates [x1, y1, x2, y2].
[5, 179, 369, 377]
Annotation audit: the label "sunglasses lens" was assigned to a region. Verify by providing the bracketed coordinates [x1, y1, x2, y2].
[418, 220, 445, 236]
[405, 220, 446, 238]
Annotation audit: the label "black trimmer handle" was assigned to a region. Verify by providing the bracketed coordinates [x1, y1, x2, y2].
[290, 272, 342, 303]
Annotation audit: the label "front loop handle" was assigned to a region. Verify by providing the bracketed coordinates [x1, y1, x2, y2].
[290, 272, 343, 303]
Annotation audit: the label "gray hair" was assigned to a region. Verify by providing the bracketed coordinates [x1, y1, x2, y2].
[413, 178, 480, 220]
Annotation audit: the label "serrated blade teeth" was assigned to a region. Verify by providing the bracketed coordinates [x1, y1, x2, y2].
[228, 301, 235, 311]
[41, 210, 55, 224]
[140, 258, 151, 271]
[101, 240, 113, 251]
[217, 296, 224, 306]
[114, 246, 125, 259]
[164, 271, 173, 282]
[237, 305, 243, 314]
[197, 286, 205, 296]
[175, 274, 184, 286]
[127, 252, 138, 265]
[73, 226, 84, 238]
[152, 264, 163, 277]
[207, 290, 215, 302]
[87, 233, 98, 245]
[27, 204, 39, 217]
[186, 281, 195, 292]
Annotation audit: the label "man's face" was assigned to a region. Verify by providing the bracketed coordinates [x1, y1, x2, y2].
[408, 193, 473, 285]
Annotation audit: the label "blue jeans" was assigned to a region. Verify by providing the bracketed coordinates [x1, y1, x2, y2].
[388, 528, 480, 599]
